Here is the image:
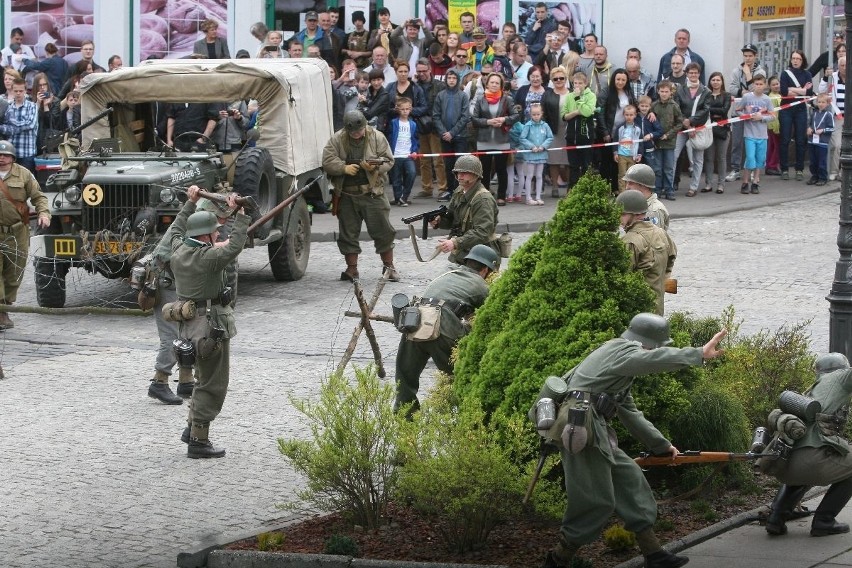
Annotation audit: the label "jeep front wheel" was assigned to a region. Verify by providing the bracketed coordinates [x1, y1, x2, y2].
[268, 199, 310, 281]
[33, 257, 70, 308]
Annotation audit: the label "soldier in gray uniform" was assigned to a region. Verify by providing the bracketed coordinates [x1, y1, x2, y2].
[623, 163, 670, 231]
[170, 186, 249, 458]
[542, 313, 726, 568]
[146, 197, 235, 405]
[394, 244, 498, 414]
[617, 190, 676, 315]
[764, 352, 852, 537]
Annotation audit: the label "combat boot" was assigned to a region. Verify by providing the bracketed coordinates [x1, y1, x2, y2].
[766, 484, 808, 535]
[340, 253, 359, 281]
[148, 371, 183, 405]
[187, 421, 225, 459]
[811, 478, 852, 537]
[175, 367, 195, 398]
[380, 250, 399, 282]
[0, 301, 14, 330]
[181, 424, 190, 444]
[541, 538, 579, 568]
[636, 529, 689, 568]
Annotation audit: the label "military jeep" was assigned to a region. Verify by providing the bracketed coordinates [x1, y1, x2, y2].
[30, 59, 333, 308]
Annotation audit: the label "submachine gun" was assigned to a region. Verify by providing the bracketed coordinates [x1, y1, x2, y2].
[402, 205, 448, 240]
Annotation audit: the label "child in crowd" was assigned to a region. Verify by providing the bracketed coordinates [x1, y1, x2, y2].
[806, 93, 834, 186]
[612, 104, 645, 192]
[735, 72, 774, 194]
[636, 95, 662, 184]
[765, 75, 782, 175]
[518, 103, 554, 205]
[507, 120, 525, 202]
[387, 97, 419, 206]
[561, 70, 597, 189]
[491, 40, 513, 81]
[649, 80, 683, 200]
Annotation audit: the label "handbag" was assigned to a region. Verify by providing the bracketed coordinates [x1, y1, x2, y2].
[415, 114, 433, 135]
[687, 91, 713, 151]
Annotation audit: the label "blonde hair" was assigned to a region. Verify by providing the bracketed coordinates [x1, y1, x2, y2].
[560, 51, 579, 77]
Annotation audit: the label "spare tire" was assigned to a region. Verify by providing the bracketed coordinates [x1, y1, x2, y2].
[233, 147, 276, 239]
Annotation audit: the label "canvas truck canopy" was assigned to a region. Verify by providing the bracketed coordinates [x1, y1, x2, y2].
[78, 59, 334, 176]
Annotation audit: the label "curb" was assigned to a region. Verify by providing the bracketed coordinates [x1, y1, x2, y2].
[613, 486, 828, 568]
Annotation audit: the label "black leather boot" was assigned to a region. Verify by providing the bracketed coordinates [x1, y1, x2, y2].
[644, 549, 689, 568]
[180, 425, 190, 444]
[187, 421, 225, 458]
[766, 484, 808, 535]
[812, 478, 852, 536]
[148, 381, 183, 405]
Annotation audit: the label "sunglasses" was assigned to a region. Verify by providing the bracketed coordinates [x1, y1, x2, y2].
[456, 54, 467, 58]
[552, 77, 566, 81]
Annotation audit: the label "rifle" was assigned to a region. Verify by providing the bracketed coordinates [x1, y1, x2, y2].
[523, 440, 558, 505]
[402, 205, 448, 240]
[634, 450, 763, 468]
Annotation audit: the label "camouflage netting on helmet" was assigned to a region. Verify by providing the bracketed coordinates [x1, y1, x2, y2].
[453, 172, 656, 420]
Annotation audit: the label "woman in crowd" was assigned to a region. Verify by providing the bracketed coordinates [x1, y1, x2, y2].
[779, 49, 813, 181]
[472, 72, 521, 205]
[255, 30, 285, 58]
[433, 25, 449, 53]
[58, 60, 92, 100]
[2, 68, 21, 102]
[674, 62, 710, 197]
[702, 71, 731, 194]
[385, 61, 427, 121]
[514, 65, 550, 121]
[31, 72, 56, 153]
[542, 65, 571, 197]
[596, 68, 635, 192]
[445, 32, 460, 57]
[193, 19, 230, 59]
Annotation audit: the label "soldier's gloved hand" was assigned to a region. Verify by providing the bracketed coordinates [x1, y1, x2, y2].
[360, 160, 377, 172]
[344, 163, 360, 176]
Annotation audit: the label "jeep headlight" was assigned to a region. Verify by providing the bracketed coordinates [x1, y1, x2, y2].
[159, 187, 176, 204]
[64, 185, 82, 203]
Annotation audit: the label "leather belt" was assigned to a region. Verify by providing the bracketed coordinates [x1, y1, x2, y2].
[342, 184, 371, 195]
[568, 390, 618, 420]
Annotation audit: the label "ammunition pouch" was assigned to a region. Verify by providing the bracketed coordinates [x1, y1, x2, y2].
[416, 296, 474, 319]
[569, 390, 619, 421]
[398, 305, 421, 333]
[172, 338, 196, 368]
[406, 305, 441, 341]
[162, 299, 197, 322]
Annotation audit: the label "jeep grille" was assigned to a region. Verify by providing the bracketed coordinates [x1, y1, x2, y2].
[82, 184, 149, 233]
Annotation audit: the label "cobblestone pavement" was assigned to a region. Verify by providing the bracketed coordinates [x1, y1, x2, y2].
[0, 191, 840, 567]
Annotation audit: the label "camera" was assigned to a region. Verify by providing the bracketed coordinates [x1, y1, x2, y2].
[227, 109, 236, 116]
[264, 45, 279, 52]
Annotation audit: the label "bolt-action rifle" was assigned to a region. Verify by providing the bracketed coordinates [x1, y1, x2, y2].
[634, 450, 764, 468]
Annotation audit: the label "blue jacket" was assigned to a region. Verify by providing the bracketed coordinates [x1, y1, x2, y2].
[524, 15, 558, 60]
[637, 114, 662, 153]
[22, 56, 68, 95]
[387, 117, 420, 155]
[810, 108, 834, 146]
[657, 48, 706, 84]
[518, 119, 553, 164]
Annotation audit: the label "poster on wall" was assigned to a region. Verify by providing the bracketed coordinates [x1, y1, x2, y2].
[345, 0, 371, 33]
[422, 0, 503, 38]
[138, 0, 228, 60]
[10, 0, 95, 67]
[515, 1, 598, 42]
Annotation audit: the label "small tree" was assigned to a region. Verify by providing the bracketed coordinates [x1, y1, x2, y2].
[278, 366, 401, 529]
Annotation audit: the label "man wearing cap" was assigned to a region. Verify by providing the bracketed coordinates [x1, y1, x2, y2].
[616, 190, 676, 315]
[144, 193, 237, 405]
[466, 27, 495, 72]
[623, 164, 669, 231]
[169, 185, 248, 458]
[541, 314, 726, 568]
[524, 2, 558, 61]
[393, 244, 498, 414]
[390, 18, 433, 71]
[0, 140, 49, 330]
[294, 10, 324, 52]
[657, 28, 706, 85]
[322, 110, 398, 282]
[343, 11, 372, 69]
[809, 31, 846, 78]
[727, 44, 766, 182]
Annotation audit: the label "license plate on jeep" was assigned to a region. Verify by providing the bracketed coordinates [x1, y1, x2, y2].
[93, 241, 142, 254]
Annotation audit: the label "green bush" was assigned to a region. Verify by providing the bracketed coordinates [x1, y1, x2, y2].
[277, 366, 402, 529]
[670, 382, 750, 453]
[256, 531, 284, 551]
[395, 399, 526, 553]
[602, 525, 636, 551]
[323, 534, 360, 556]
[453, 172, 655, 422]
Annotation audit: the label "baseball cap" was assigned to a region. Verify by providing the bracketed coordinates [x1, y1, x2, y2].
[472, 26, 487, 37]
[741, 43, 758, 54]
[305, 11, 318, 21]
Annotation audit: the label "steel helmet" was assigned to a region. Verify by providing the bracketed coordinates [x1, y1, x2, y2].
[0, 140, 17, 159]
[185, 211, 221, 237]
[616, 189, 648, 214]
[452, 154, 483, 179]
[465, 244, 499, 271]
[344, 110, 367, 132]
[623, 164, 655, 189]
[815, 352, 850, 374]
[196, 197, 232, 219]
[621, 313, 673, 349]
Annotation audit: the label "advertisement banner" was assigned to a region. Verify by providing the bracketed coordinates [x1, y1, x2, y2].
[514, 2, 599, 42]
[346, 0, 371, 33]
[138, 0, 228, 60]
[422, 0, 503, 38]
[741, 0, 805, 21]
[10, 0, 95, 66]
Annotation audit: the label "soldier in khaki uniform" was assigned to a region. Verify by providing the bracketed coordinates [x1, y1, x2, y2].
[623, 164, 670, 231]
[430, 154, 500, 265]
[170, 186, 248, 458]
[322, 110, 398, 282]
[394, 244, 498, 414]
[542, 313, 727, 568]
[0, 141, 49, 329]
[764, 353, 852, 537]
[617, 190, 676, 315]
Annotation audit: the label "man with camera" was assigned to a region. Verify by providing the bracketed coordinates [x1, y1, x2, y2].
[169, 185, 248, 458]
[393, 244, 498, 415]
[389, 18, 433, 71]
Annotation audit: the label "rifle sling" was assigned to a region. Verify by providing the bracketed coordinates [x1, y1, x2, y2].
[0, 177, 29, 224]
[407, 224, 443, 262]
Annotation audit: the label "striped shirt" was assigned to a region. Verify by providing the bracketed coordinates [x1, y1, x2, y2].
[819, 73, 845, 116]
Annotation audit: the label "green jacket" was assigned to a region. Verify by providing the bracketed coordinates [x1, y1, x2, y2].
[436, 182, 499, 264]
[622, 220, 676, 315]
[419, 265, 489, 340]
[649, 98, 683, 150]
[322, 126, 394, 195]
[169, 201, 249, 338]
[796, 368, 852, 456]
[558, 338, 703, 460]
